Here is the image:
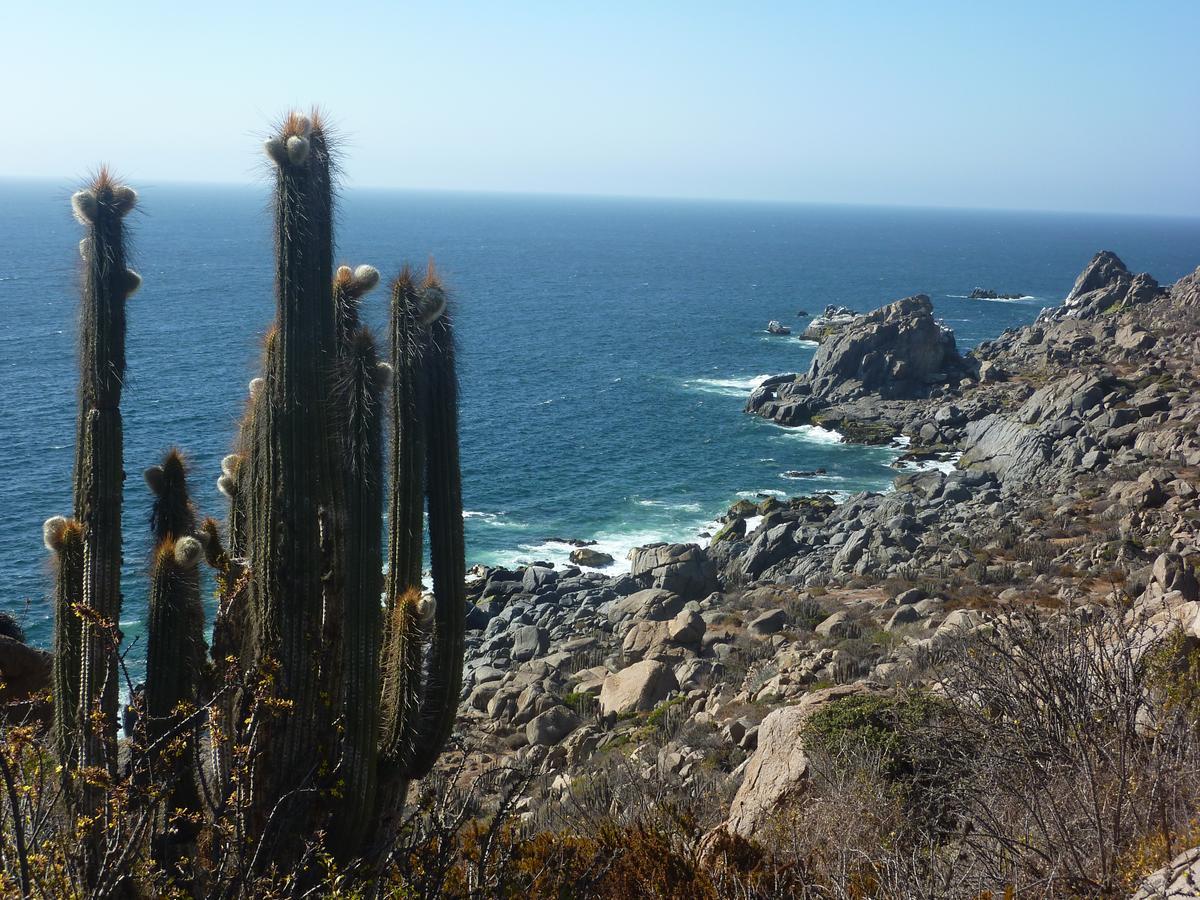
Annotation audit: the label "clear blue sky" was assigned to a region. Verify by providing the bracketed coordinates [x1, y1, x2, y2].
[3, 1, 1197, 215]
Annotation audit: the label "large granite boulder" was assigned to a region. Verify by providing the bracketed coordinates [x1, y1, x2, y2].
[526, 706, 582, 747]
[569, 547, 615, 568]
[725, 683, 870, 839]
[607, 588, 686, 626]
[627, 543, 718, 600]
[599, 660, 678, 717]
[1131, 845, 1200, 899]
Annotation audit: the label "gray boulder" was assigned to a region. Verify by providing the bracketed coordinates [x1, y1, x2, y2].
[526, 706, 582, 747]
[1060, 250, 1163, 319]
[628, 543, 718, 600]
[607, 588, 685, 625]
[569, 547, 615, 568]
[748, 608, 787, 635]
[511, 625, 549, 662]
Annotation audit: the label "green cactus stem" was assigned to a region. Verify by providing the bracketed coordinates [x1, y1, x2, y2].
[45, 516, 84, 765]
[70, 168, 139, 776]
[143, 534, 207, 874]
[328, 327, 388, 855]
[403, 269, 466, 778]
[246, 110, 343, 845]
[385, 267, 427, 598]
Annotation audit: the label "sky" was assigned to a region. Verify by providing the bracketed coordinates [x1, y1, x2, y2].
[2, 1, 1198, 216]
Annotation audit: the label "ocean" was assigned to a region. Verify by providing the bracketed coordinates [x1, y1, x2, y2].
[3, 179, 1198, 676]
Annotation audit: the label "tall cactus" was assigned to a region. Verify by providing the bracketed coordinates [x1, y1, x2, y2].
[44, 516, 84, 763]
[69, 170, 139, 776]
[45, 112, 469, 882]
[403, 269, 465, 778]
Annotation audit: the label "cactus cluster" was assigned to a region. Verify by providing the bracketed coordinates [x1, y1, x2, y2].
[43, 112, 467, 880]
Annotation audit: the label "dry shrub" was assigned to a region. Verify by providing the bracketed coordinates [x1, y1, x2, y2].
[922, 606, 1200, 897]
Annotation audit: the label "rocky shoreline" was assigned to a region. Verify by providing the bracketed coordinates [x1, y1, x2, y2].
[429, 249, 1200, 883]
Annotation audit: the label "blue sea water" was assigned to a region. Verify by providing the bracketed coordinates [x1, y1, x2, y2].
[2, 179, 1199, 675]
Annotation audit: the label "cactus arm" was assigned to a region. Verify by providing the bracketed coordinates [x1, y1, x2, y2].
[143, 534, 207, 874]
[378, 268, 428, 778]
[328, 328, 388, 855]
[385, 267, 427, 596]
[248, 111, 347, 850]
[45, 517, 85, 766]
[403, 274, 466, 778]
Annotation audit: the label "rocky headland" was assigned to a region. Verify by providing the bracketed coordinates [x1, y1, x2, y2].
[415, 249, 1200, 895]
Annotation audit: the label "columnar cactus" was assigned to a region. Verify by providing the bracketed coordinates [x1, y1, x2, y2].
[45, 111, 468, 880]
[141, 449, 207, 787]
[44, 516, 84, 763]
[68, 170, 140, 777]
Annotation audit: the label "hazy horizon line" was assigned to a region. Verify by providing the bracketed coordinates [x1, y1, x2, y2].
[2, 173, 1198, 222]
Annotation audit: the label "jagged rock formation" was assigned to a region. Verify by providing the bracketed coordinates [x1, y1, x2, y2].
[1056, 250, 1164, 319]
[747, 294, 970, 430]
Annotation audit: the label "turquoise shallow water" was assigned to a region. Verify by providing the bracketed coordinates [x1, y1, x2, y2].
[2, 180, 1198, 674]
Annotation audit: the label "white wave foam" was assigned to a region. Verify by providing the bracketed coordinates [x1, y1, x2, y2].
[462, 510, 530, 529]
[779, 424, 844, 445]
[796, 339, 819, 348]
[894, 452, 962, 475]
[684, 374, 772, 397]
[946, 294, 1037, 303]
[475, 517, 721, 575]
[635, 499, 703, 512]
[737, 489, 787, 499]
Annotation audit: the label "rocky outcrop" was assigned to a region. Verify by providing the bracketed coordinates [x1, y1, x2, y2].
[747, 295, 970, 429]
[805, 295, 967, 401]
[1056, 250, 1164, 319]
[766, 320, 791, 335]
[439, 250, 1200, 876]
[968, 288, 1024, 300]
[959, 371, 1114, 489]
